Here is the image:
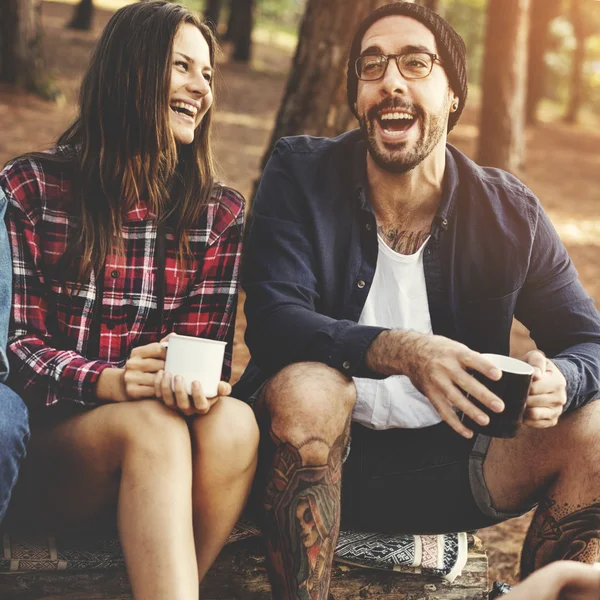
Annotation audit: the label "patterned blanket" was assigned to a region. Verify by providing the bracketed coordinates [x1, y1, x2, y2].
[1, 520, 468, 584]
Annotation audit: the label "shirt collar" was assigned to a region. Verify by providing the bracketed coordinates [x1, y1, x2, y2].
[353, 137, 370, 211]
[122, 201, 155, 223]
[353, 136, 460, 230]
[437, 145, 460, 228]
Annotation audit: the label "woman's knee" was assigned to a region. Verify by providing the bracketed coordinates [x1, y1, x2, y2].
[113, 401, 191, 464]
[190, 397, 259, 471]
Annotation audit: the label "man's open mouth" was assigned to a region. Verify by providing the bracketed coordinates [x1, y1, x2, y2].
[377, 111, 417, 136]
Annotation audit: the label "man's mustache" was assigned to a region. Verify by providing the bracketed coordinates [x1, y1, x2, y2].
[367, 98, 421, 121]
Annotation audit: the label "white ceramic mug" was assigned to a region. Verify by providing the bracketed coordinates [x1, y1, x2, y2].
[163, 333, 226, 398]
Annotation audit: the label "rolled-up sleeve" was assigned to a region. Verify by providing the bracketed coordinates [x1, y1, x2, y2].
[243, 140, 386, 379]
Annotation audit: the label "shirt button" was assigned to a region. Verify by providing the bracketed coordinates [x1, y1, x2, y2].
[357, 280, 366, 289]
[442, 218, 448, 227]
[342, 360, 351, 370]
[365, 223, 372, 231]
[111, 270, 120, 278]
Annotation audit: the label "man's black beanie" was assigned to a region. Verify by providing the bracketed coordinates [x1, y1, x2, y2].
[346, 2, 468, 132]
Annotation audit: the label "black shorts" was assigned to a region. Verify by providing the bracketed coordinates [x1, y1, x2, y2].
[340, 421, 536, 534]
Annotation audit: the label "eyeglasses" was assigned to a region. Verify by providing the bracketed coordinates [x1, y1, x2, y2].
[355, 52, 442, 82]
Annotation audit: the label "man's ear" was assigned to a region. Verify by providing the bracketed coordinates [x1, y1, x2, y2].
[449, 91, 459, 112]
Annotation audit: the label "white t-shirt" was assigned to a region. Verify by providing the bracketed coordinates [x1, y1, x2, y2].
[352, 235, 443, 430]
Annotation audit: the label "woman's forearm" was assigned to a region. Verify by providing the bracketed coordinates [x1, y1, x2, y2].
[96, 368, 127, 403]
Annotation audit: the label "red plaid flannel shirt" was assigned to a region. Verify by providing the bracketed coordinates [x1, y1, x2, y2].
[1, 150, 244, 410]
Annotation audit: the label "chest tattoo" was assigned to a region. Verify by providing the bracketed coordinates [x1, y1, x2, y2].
[377, 225, 430, 255]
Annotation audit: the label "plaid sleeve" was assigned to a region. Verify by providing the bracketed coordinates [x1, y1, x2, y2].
[173, 187, 245, 382]
[2, 162, 112, 409]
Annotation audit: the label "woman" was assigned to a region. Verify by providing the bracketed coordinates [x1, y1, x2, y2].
[1, 2, 258, 598]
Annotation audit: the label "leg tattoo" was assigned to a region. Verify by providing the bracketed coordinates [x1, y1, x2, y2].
[521, 495, 600, 578]
[263, 429, 348, 600]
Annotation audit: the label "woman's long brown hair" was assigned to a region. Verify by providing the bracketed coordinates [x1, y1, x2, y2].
[18, 1, 218, 287]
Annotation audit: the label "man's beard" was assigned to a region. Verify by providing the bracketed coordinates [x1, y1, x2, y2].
[359, 97, 449, 174]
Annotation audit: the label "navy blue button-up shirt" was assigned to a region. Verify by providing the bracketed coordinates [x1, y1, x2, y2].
[237, 129, 600, 413]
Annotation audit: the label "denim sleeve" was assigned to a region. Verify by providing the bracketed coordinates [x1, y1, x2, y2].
[243, 140, 386, 378]
[0, 188, 11, 381]
[515, 195, 600, 411]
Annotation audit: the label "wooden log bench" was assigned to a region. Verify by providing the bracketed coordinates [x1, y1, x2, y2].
[0, 528, 488, 599]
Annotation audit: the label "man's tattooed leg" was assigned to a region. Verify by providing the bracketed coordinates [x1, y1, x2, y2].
[263, 425, 349, 600]
[521, 495, 600, 579]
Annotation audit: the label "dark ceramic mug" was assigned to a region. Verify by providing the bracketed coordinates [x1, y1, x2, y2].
[462, 353, 535, 438]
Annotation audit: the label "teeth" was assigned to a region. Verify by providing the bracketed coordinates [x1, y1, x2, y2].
[380, 112, 414, 121]
[171, 101, 197, 116]
[381, 128, 409, 137]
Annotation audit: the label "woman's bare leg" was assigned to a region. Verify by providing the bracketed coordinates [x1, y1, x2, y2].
[190, 397, 259, 582]
[27, 400, 198, 600]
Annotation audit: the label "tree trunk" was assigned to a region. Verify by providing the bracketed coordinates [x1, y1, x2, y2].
[0, 1, 18, 84]
[224, 0, 236, 41]
[229, 0, 255, 62]
[0, 0, 56, 98]
[564, 0, 585, 124]
[477, 0, 530, 173]
[204, 0, 222, 34]
[257, 0, 391, 181]
[525, 0, 561, 125]
[68, 0, 94, 31]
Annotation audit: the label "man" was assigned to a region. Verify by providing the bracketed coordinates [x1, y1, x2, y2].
[0, 187, 29, 524]
[236, 3, 600, 599]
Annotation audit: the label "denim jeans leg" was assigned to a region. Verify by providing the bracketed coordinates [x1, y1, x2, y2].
[0, 383, 29, 524]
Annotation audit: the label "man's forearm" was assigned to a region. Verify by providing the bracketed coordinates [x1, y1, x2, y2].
[364, 329, 426, 377]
